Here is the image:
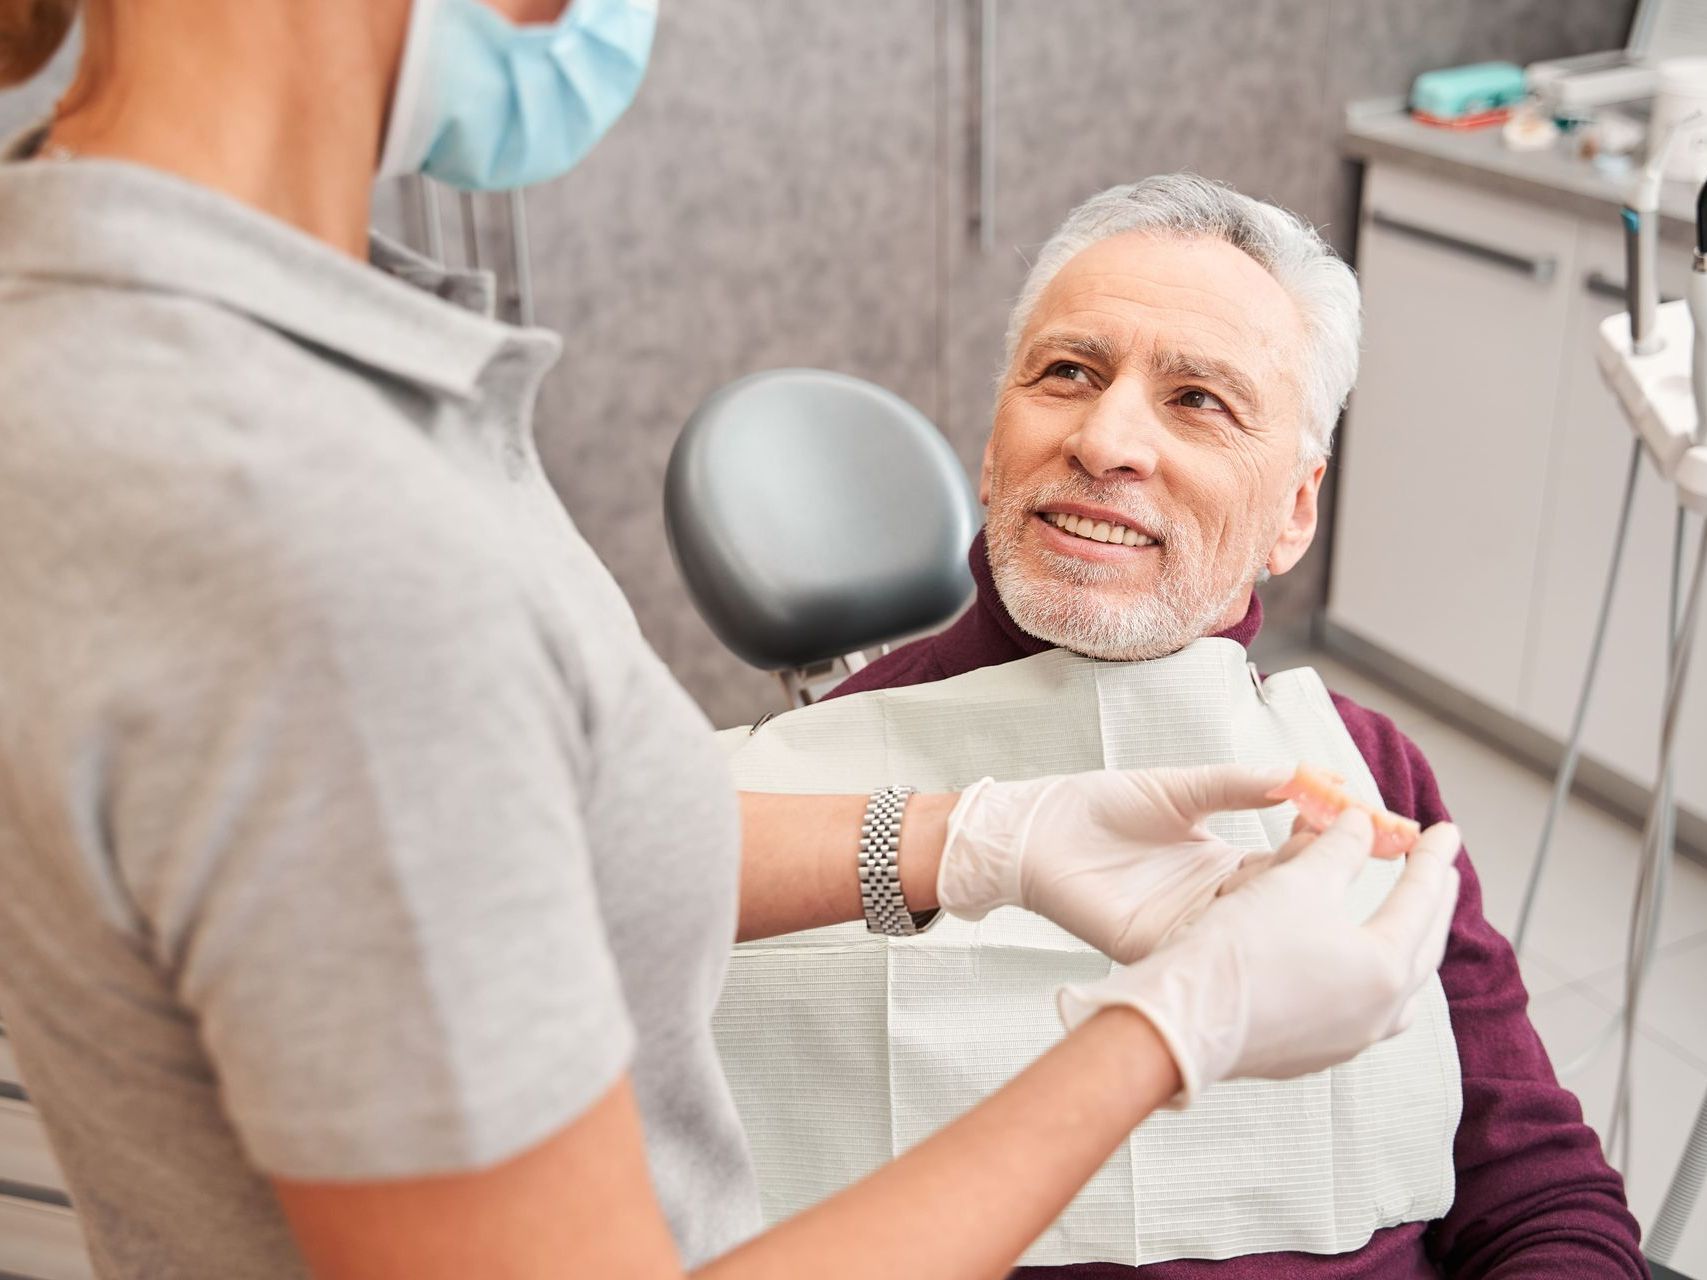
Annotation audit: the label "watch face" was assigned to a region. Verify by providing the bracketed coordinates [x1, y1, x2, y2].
[908, 909, 943, 935]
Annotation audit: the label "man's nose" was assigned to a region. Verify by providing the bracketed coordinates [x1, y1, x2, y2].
[1061, 382, 1162, 482]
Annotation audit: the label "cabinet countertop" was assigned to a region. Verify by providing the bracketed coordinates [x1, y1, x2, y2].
[1343, 100, 1700, 245]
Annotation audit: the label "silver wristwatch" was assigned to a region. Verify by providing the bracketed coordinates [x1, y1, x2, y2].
[858, 785, 940, 936]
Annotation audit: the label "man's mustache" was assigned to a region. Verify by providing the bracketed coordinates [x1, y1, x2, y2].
[1011, 478, 1185, 546]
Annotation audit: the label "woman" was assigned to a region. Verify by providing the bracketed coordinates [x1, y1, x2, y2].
[0, 2, 1460, 1277]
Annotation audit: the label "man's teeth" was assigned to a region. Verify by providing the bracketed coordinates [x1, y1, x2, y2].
[1047, 511, 1157, 547]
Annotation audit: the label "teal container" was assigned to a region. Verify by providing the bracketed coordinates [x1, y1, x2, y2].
[1410, 61, 1527, 119]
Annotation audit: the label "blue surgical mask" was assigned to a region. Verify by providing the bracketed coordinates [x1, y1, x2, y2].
[378, 0, 658, 191]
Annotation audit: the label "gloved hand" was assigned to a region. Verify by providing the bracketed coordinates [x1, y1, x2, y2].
[1058, 810, 1462, 1104]
[937, 765, 1292, 964]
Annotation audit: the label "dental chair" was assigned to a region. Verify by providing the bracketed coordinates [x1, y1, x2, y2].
[664, 368, 979, 707]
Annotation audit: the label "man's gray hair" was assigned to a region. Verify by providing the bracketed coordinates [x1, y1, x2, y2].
[1004, 174, 1362, 463]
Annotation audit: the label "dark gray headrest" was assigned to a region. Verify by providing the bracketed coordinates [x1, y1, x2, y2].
[665, 369, 979, 671]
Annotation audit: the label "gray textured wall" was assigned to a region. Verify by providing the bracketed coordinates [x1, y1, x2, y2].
[1, 1, 1637, 726]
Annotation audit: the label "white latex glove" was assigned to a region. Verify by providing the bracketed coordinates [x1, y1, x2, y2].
[1058, 809, 1461, 1105]
[937, 764, 1292, 964]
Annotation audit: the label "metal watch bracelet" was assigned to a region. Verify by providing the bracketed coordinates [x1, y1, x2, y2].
[858, 785, 940, 936]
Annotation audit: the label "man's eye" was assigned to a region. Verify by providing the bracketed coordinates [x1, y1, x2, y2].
[1174, 387, 1230, 413]
[1044, 361, 1092, 384]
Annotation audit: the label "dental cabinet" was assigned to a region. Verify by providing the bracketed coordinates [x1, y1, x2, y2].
[1330, 116, 1707, 846]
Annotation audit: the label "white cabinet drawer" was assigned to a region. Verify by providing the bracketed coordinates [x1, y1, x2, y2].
[1330, 165, 1580, 716]
[0, 1194, 94, 1280]
[0, 1099, 66, 1196]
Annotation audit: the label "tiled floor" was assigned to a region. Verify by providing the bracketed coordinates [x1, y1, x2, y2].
[1273, 647, 1707, 1277]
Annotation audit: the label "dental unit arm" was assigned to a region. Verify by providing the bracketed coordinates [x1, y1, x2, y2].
[1595, 151, 1707, 509]
[1569, 168, 1707, 1267]
[1518, 107, 1707, 1266]
[1622, 114, 1700, 356]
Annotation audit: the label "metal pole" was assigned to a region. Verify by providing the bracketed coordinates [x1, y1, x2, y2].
[507, 190, 535, 327]
[414, 177, 444, 263]
[459, 191, 482, 272]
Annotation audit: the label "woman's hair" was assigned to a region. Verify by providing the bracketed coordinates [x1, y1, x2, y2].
[0, 0, 81, 88]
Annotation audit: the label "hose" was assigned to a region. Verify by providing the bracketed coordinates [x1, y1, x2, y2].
[1606, 518, 1707, 1170]
[1514, 439, 1643, 956]
[1650, 1089, 1707, 1263]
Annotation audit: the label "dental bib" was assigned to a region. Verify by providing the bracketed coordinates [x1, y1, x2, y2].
[712, 639, 1461, 1266]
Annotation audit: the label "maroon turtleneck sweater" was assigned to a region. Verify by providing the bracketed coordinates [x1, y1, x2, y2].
[827, 534, 1647, 1280]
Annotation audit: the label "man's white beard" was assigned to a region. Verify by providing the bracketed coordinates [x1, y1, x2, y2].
[985, 477, 1271, 662]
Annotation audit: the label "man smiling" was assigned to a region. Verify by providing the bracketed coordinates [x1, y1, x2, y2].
[809, 176, 1645, 1276]
[982, 229, 1322, 665]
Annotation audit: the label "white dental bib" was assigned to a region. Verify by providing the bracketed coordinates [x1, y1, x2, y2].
[712, 639, 1461, 1266]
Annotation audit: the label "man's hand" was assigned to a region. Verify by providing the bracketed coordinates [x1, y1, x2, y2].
[936, 764, 1291, 962]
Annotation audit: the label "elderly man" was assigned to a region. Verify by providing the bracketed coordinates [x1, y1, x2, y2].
[715, 176, 1644, 1277]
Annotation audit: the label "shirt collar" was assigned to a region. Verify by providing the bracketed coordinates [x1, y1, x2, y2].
[0, 127, 549, 401]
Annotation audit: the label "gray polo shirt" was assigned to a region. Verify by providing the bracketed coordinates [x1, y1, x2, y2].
[0, 134, 758, 1277]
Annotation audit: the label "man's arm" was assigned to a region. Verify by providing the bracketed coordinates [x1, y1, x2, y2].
[1334, 696, 1646, 1279]
[1428, 849, 1646, 1278]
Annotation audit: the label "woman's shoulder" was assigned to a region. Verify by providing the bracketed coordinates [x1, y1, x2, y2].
[2, 282, 503, 567]
[0, 290, 524, 676]
[4, 279, 426, 462]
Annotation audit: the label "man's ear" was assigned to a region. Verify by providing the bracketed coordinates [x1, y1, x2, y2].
[1266, 457, 1326, 577]
[978, 436, 996, 507]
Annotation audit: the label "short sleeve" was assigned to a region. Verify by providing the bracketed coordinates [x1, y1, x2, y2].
[110, 464, 633, 1182]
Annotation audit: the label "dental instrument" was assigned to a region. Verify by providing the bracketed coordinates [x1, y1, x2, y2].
[1626, 146, 1668, 354]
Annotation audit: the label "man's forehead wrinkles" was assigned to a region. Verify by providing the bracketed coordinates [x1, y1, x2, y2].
[1023, 251, 1301, 408]
[1042, 285, 1253, 344]
[1043, 252, 1299, 351]
[1058, 267, 1262, 316]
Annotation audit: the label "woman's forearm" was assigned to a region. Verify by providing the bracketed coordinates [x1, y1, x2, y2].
[694, 1005, 1179, 1280]
[736, 791, 954, 942]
